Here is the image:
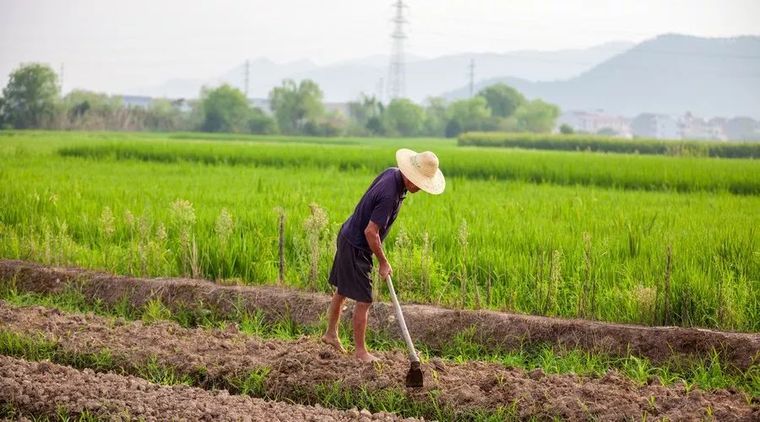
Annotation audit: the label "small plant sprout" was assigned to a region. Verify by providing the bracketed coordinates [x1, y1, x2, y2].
[647, 395, 657, 412]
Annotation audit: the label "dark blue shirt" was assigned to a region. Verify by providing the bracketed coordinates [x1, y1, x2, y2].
[340, 167, 407, 252]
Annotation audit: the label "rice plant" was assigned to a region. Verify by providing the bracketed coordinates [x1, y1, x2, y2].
[1, 131, 758, 331]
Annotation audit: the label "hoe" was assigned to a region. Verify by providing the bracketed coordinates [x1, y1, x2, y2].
[385, 275, 424, 388]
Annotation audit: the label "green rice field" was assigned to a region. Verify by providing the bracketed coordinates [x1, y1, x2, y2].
[1, 131, 758, 331]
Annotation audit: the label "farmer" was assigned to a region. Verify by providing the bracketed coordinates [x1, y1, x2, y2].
[322, 149, 445, 362]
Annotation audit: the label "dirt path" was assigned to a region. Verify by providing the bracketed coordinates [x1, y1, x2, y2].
[0, 301, 756, 421]
[2, 260, 758, 370]
[0, 355, 413, 421]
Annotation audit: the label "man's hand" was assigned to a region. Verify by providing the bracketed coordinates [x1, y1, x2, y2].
[379, 259, 393, 280]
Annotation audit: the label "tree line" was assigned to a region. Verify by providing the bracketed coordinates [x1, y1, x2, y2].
[0, 63, 560, 137]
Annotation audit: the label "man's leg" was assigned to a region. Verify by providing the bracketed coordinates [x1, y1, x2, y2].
[321, 291, 347, 353]
[353, 301, 378, 362]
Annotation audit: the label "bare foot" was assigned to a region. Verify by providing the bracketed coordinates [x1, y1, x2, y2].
[355, 350, 380, 363]
[321, 335, 347, 354]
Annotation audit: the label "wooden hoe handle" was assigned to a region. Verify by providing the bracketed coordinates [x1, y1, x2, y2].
[384, 275, 420, 364]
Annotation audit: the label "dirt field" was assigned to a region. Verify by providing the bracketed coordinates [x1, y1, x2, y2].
[2, 259, 758, 370]
[1, 301, 756, 421]
[0, 355, 414, 421]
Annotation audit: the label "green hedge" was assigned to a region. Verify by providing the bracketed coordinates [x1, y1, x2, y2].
[458, 132, 760, 159]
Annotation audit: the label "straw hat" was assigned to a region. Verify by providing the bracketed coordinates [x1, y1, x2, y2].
[396, 148, 446, 195]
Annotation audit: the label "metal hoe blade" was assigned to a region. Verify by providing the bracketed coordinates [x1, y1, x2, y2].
[405, 361, 424, 388]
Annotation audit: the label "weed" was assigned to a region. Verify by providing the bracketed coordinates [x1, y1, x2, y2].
[137, 356, 192, 386]
[141, 298, 172, 324]
[233, 367, 271, 397]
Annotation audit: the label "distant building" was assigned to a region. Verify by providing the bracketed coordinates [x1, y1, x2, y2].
[121, 95, 153, 109]
[679, 112, 726, 141]
[557, 110, 632, 137]
[631, 113, 680, 139]
[724, 117, 760, 141]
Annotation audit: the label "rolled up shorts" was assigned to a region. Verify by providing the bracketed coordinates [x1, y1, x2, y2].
[328, 234, 373, 303]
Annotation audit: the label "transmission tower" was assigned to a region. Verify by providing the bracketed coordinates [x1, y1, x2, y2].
[388, 0, 407, 100]
[244, 60, 250, 97]
[59, 63, 64, 94]
[468, 59, 475, 97]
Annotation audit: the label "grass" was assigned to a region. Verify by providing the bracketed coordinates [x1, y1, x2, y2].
[0, 283, 757, 400]
[0, 404, 102, 422]
[1, 131, 758, 331]
[234, 367, 271, 397]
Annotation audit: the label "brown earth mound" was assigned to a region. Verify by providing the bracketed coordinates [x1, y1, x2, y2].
[1, 259, 758, 370]
[0, 301, 756, 421]
[0, 355, 412, 421]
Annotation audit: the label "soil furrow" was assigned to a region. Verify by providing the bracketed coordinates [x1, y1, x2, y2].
[0, 355, 412, 421]
[2, 260, 758, 370]
[0, 301, 756, 421]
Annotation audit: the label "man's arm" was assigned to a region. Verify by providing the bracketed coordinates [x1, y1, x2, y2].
[364, 220, 392, 279]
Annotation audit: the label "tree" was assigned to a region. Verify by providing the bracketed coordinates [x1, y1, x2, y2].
[384, 98, 425, 136]
[62, 90, 124, 130]
[198, 84, 251, 133]
[347, 94, 384, 135]
[269, 79, 324, 134]
[144, 99, 185, 132]
[366, 116, 384, 136]
[477, 84, 526, 118]
[248, 107, 277, 134]
[1, 63, 60, 129]
[0, 96, 6, 129]
[444, 119, 462, 138]
[303, 111, 346, 136]
[514, 99, 560, 133]
[559, 124, 574, 134]
[447, 96, 491, 134]
[423, 97, 448, 137]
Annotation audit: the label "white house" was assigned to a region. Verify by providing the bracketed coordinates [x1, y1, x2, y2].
[557, 110, 632, 137]
[631, 113, 680, 140]
[679, 112, 727, 141]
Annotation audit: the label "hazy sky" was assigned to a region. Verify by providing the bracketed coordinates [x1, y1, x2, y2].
[1, 0, 759, 94]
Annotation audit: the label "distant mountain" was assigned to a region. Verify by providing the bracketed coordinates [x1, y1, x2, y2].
[444, 34, 760, 118]
[129, 42, 633, 101]
[131, 58, 318, 99]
